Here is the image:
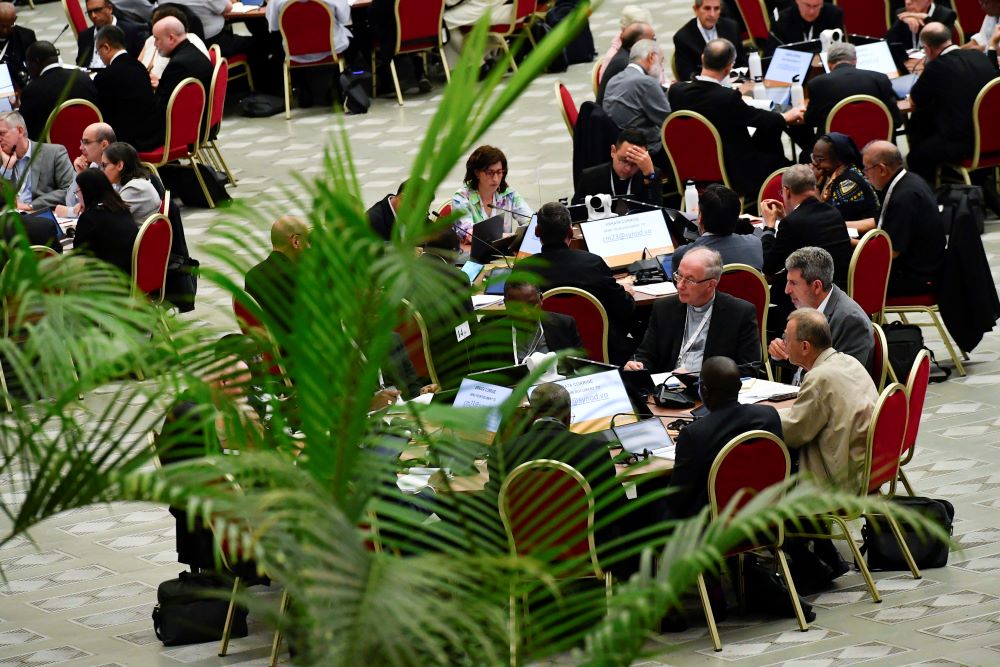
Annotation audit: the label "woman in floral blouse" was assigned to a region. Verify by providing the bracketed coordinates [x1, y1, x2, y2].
[453, 145, 534, 242]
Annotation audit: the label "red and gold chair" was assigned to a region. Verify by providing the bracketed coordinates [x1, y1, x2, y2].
[554, 81, 578, 138]
[44, 99, 102, 161]
[825, 94, 895, 153]
[372, 0, 448, 106]
[891, 350, 931, 497]
[662, 111, 734, 194]
[870, 322, 893, 391]
[732, 0, 771, 47]
[541, 287, 609, 364]
[953, 0, 987, 42]
[884, 293, 966, 376]
[61, 0, 87, 39]
[718, 264, 772, 380]
[848, 228, 892, 323]
[481, 0, 539, 73]
[199, 53, 237, 186]
[131, 214, 172, 304]
[937, 78, 1000, 188]
[590, 59, 602, 97]
[395, 298, 440, 388]
[278, 0, 343, 119]
[834, 0, 891, 37]
[756, 167, 786, 213]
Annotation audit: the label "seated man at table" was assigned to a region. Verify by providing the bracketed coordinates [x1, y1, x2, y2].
[523, 202, 636, 365]
[0, 111, 74, 211]
[855, 141, 946, 297]
[672, 0, 746, 83]
[765, 0, 844, 57]
[245, 215, 310, 337]
[624, 247, 760, 374]
[76, 0, 146, 69]
[885, 0, 956, 50]
[672, 184, 763, 271]
[768, 246, 873, 375]
[596, 21, 655, 105]
[475, 281, 584, 368]
[602, 39, 671, 166]
[572, 128, 662, 208]
[151, 17, 213, 121]
[19, 41, 99, 141]
[665, 356, 782, 520]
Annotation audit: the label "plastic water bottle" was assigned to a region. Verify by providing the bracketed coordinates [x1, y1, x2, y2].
[791, 82, 805, 108]
[753, 82, 768, 100]
[684, 180, 699, 216]
[748, 52, 763, 82]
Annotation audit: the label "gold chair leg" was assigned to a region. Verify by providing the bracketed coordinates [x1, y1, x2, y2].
[776, 548, 809, 631]
[882, 512, 922, 579]
[0, 359, 13, 412]
[439, 47, 451, 81]
[283, 63, 292, 120]
[210, 142, 237, 186]
[371, 50, 377, 98]
[960, 167, 971, 185]
[509, 586, 519, 667]
[830, 515, 881, 603]
[269, 589, 290, 667]
[189, 156, 215, 209]
[243, 63, 255, 91]
[697, 573, 722, 651]
[218, 576, 242, 656]
[389, 59, 404, 106]
[899, 469, 916, 496]
[929, 309, 965, 376]
[498, 38, 517, 73]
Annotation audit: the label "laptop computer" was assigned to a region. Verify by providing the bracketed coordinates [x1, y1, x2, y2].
[612, 415, 675, 455]
[891, 73, 918, 99]
[482, 266, 511, 296]
[470, 214, 504, 263]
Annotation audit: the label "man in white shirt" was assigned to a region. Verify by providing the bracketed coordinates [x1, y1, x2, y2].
[77, 0, 146, 69]
[672, 0, 746, 82]
[963, 0, 999, 53]
[443, 0, 513, 69]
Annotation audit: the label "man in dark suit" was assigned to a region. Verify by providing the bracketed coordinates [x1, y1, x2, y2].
[673, 0, 747, 82]
[760, 165, 853, 323]
[19, 42, 99, 141]
[886, 0, 956, 49]
[366, 180, 408, 241]
[0, 2, 36, 91]
[93, 26, 161, 152]
[665, 356, 782, 520]
[523, 202, 636, 365]
[765, 0, 844, 56]
[906, 22, 1000, 183]
[804, 42, 902, 149]
[624, 247, 760, 374]
[572, 127, 661, 207]
[668, 39, 803, 199]
[857, 141, 946, 297]
[77, 0, 147, 69]
[151, 16, 213, 123]
[245, 215, 310, 336]
[596, 21, 654, 105]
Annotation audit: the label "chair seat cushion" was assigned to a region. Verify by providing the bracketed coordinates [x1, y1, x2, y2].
[138, 144, 192, 164]
[886, 294, 937, 307]
[957, 151, 1000, 169]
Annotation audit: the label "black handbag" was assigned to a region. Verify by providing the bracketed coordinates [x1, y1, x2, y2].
[164, 255, 199, 313]
[152, 571, 248, 646]
[882, 321, 951, 384]
[861, 496, 954, 571]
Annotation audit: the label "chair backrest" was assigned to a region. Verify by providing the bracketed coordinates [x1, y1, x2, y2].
[718, 264, 769, 363]
[541, 287, 610, 363]
[208, 43, 220, 66]
[44, 99, 102, 159]
[757, 167, 787, 216]
[395, 299, 440, 386]
[279, 0, 338, 62]
[870, 322, 890, 391]
[863, 383, 908, 494]
[62, 0, 88, 39]
[848, 228, 892, 321]
[969, 78, 1000, 170]
[662, 111, 731, 189]
[709, 431, 789, 525]
[159, 190, 170, 216]
[162, 78, 206, 160]
[490, 0, 536, 33]
[733, 0, 772, 42]
[953, 0, 987, 39]
[901, 349, 931, 464]
[555, 81, 578, 137]
[204, 57, 229, 144]
[590, 59, 602, 97]
[131, 214, 173, 301]
[825, 95, 894, 151]
[233, 293, 263, 333]
[952, 20, 965, 46]
[834, 0, 891, 37]
[31, 245, 59, 260]
[394, 0, 446, 55]
[499, 459, 603, 578]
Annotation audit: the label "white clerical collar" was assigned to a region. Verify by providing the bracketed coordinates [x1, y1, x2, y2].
[940, 44, 960, 56]
[689, 294, 716, 313]
[695, 73, 725, 85]
[40, 63, 62, 76]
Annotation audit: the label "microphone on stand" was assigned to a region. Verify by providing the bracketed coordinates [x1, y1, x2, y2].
[449, 223, 513, 270]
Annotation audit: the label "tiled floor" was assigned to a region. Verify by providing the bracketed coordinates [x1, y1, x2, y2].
[2, 1, 1000, 665]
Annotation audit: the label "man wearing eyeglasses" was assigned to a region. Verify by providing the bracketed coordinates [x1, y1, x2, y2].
[77, 0, 147, 69]
[624, 247, 759, 374]
[0, 111, 74, 212]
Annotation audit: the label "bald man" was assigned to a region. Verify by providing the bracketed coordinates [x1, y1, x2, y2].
[19, 41, 99, 141]
[245, 216, 310, 335]
[151, 16, 212, 120]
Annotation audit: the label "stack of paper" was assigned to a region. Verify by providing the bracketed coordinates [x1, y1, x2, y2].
[634, 282, 678, 297]
[738, 379, 800, 404]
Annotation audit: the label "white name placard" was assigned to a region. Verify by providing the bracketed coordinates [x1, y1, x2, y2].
[453, 378, 514, 432]
[579, 210, 672, 269]
[530, 370, 636, 433]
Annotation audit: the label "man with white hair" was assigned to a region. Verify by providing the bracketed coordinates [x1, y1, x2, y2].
[673, 0, 746, 82]
[602, 39, 671, 158]
[150, 16, 212, 120]
[885, 0, 956, 49]
[0, 111, 74, 211]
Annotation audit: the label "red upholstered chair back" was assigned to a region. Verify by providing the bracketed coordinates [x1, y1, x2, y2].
[865, 383, 908, 494]
[870, 322, 890, 391]
[902, 350, 931, 462]
[62, 0, 88, 39]
[834, 0, 891, 37]
[233, 294, 289, 379]
[208, 44, 219, 66]
[205, 58, 229, 143]
[718, 264, 769, 363]
[45, 99, 102, 160]
[159, 190, 170, 216]
[970, 79, 1000, 168]
[541, 287, 610, 363]
[490, 0, 536, 33]
[132, 214, 173, 300]
[662, 111, 730, 188]
[280, 0, 337, 58]
[953, 0, 987, 36]
[395, 0, 446, 54]
[394, 300, 439, 385]
[825, 95, 894, 151]
[233, 295, 263, 333]
[164, 78, 206, 158]
[757, 168, 786, 213]
[733, 0, 772, 42]
[848, 229, 892, 321]
[555, 81, 578, 137]
[499, 460, 601, 576]
[710, 431, 789, 519]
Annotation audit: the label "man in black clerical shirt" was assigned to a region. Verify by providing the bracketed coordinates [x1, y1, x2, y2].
[245, 215, 310, 335]
[572, 128, 661, 207]
[765, 0, 844, 56]
[673, 0, 746, 82]
[0, 2, 35, 91]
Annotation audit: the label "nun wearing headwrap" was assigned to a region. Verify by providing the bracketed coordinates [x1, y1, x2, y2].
[809, 132, 880, 222]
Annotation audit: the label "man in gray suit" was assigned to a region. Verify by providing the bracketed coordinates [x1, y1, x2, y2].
[768, 246, 873, 369]
[0, 111, 74, 211]
[672, 184, 763, 271]
[602, 39, 671, 160]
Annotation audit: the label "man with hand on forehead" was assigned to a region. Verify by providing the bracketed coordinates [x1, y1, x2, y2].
[572, 127, 661, 208]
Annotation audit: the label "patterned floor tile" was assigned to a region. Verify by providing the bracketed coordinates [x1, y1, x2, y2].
[907, 458, 991, 478]
[113, 629, 160, 647]
[807, 576, 939, 609]
[70, 604, 152, 630]
[921, 476, 1000, 497]
[950, 553, 1000, 574]
[0, 646, 91, 667]
[953, 528, 1000, 550]
[0, 629, 44, 649]
[761, 640, 910, 666]
[56, 509, 172, 536]
[900, 660, 972, 667]
[920, 611, 1000, 640]
[0, 565, 117, 595]
[0, 550, 75, 572]
[695, 626, 844, 661]
[136, 549, 177, 566]
[30, 582, 156, 613]
[855, 590, 999, 625]
[95, 526, 175, 551]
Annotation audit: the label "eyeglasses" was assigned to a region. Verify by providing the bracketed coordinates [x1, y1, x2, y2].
[862, 163, 884, 175]
[810, 153, 830, 163]
[480, 169, 505, 178]
[673, 271, 714, 287]
[86, 4, 111, 15]
[80, 138, 100, 146]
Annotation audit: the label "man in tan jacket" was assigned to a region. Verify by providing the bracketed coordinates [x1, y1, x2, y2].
[779, 308, 877, 492]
